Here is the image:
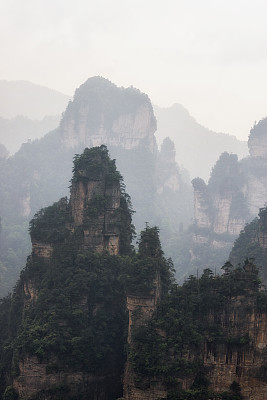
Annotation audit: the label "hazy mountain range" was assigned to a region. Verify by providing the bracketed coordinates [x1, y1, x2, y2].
[0, 81, 248, 182]
[0, 80, 70, 119]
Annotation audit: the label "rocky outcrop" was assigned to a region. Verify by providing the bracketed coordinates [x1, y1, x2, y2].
[190, 132, 267, 269]
[213, 192, 245, 236]
[190, 171, 246, 272]
[32, 242, 53, 258]
[60, 77, 157, 154]
[14, 356, 120, 400]
[69, 150, 121, 254]
[11, 147, 132, 400]
[156, 138, 181, 195]
[154, 138, 193, 234]
[192, 178, 211, 230]
[29, 146, 124, 259]
[123, 271, 166, 400]
[246, 171, 267, 216]
[204, 293, 267, 399]
[124, 263, 267, 400]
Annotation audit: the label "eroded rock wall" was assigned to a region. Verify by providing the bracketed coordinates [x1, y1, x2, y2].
[123, 271, 166, 400]
[12, 147, 128, 399]
[60, 78, 157, 154]
[14, 355, 120, 400]
[191, 118, 267, 268]
[204, 294, 267, 400]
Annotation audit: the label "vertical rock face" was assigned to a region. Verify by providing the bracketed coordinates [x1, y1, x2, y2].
[70, 146, 122, 254]
[247, 174, 267, 216]
[156, 138, 181, 194]
[192, 178, 212, 230]
[60, 77, 157, 154]
[155, 138, 193, 234]
[246, 118, 267, 216]
[123, 263, 267, 400]
[191, 169, 247, 269]
[29, 146, 125, 259]
[190, 138, 267, 269]
[204, 294, 267, 400]
[192, 117, 267, 234]
[123, 228, 169, 400]
[212, 192, 245, 236]
[124, 274, 165, 400]
[192, 118, 267, 242]
[192, 153, 248, 237]
[11, 147, 133, 400]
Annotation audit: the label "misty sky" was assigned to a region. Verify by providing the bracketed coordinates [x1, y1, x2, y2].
[1, 0, 267, 140]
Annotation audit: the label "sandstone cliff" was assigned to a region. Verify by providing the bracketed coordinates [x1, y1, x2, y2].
[190, 118, 267, 273]
[6, 146, 133, 400]
[123, 269, 165, 400]
[124, 262, 267, 400]
[60, 77, 157, 154]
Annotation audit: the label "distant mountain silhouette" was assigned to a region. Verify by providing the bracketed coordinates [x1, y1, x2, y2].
[154, 103, 248, 181]
[0, 115, 61, 154]
[0, 80, 69, 119]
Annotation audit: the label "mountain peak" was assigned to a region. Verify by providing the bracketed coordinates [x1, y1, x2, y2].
[60, 77, 157, 152]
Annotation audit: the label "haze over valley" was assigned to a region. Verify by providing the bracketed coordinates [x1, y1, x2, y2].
[1, 1, 267, 399]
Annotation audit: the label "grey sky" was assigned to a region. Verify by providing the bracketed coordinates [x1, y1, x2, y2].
[1, 0, 267, 140]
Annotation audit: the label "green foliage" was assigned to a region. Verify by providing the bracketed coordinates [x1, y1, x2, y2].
[138, 226, 163, 258]
[129, 263, 263, 397]
[29, 198, 71, 242]
[0, 212, 175, 398]
[0, 285, 24, 399]
[117, 194, 135, 255]
[72, 145, 122, 184]
[84, 195, 107, 218]
[125, 227, 174, 295]
[229, 208, 267, 284]
[14, 249, 128, 373]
